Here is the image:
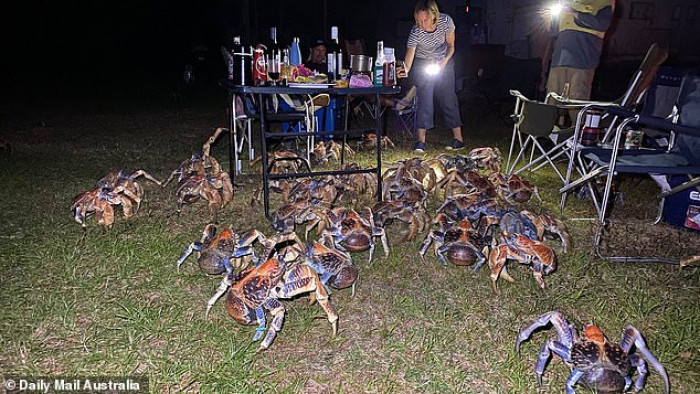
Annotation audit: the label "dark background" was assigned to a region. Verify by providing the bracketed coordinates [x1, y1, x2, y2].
[3, 0, 385, 92]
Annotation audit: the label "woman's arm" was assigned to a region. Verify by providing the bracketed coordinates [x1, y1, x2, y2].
[401, 46, 416, 78]
[441, 31, 456, 69]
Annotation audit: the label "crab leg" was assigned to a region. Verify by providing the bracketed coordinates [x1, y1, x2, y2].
[205, 276, 233, 317]
[177, 242, 202, 269]
[535, 339, 571, 385]
[257, 299, 284, 352]
[620, 326, 670, 394]
[516, 311, 575, 353]
[252, 307, 268, 341]
[565, 369, 584, 394]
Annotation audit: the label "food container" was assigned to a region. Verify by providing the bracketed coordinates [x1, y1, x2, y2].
[350, 55, 372, 74]
[624, 129, 644, 149]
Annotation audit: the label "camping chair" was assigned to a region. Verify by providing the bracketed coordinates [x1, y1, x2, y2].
[559, 43, 670, 210]
[382, 85, 418, 140]
[277, 93, 331, 164]
[505, 90, 583, 182]
[560, 68, 700, 264]
[508, 43, 668, 185]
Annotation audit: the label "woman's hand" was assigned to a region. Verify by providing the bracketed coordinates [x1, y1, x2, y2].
[396, 61, 408, 78]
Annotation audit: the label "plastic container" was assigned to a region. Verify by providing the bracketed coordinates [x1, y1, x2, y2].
[382, 47, 396, 86]
[662, 175, 700, 232]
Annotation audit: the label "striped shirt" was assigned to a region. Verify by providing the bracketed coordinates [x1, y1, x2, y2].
[407, 13, 455, 62]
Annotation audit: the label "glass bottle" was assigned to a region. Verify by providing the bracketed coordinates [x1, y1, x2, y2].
[373, 41, 384, 86]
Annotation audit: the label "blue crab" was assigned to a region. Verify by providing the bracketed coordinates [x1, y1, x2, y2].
[516, 310, 670, 394]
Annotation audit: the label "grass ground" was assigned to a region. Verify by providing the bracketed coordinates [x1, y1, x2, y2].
[0, 81, 698, 393]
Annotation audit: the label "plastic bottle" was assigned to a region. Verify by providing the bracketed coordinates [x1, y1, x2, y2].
[374, 41, 384, 86]
[382, 47, 396, 86]
[290, 37, 302, 66]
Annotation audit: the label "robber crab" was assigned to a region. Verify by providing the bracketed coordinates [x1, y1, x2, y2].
[468, 147, 503, 173]
[175, 171, 233, 222]
[176, 224, 255, 275]
[311, 140, 356, 166]
[97, 169, 162, 211]
[320, 207, 390, 265]
[295, 241, 358, 296]
[436, 169, 498, 199]
[371, 200, 430, 243]
[383, 158, 438, 193]
[206, 253, 338, 352]
[382, 165, 429, 207]
[71, 187, 127, 228]
[163, 153, 223, 187]
[357, 133, 395, 151]
[489, 172, 542, 205]
[488, 233, 556, 294]
[419, 214, 487, 267]
[520, 210, 570, 253]
[516, 310, 670, 394]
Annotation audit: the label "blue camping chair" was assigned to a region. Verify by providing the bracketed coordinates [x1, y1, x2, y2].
[559, 68, 700, 264]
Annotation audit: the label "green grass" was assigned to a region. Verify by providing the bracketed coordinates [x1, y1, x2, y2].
[0, 87, 698, 393]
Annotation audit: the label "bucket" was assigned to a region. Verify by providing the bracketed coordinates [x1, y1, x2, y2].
[350, 55, 372, 74]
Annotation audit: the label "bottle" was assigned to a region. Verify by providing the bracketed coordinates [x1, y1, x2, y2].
[374, 41, 384, 86]
[382, 47, 396, 86]
[290, 37, 302, 66]
[253, 44, 267, 86]
[326, 26, 342, 82]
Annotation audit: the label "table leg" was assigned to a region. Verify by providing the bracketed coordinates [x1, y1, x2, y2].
[374, 92, 383, 201]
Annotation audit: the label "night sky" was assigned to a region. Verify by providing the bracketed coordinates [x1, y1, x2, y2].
[4, 0, 386, 93]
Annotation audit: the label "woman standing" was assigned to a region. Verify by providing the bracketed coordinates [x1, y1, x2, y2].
[400, 0, 464, 154]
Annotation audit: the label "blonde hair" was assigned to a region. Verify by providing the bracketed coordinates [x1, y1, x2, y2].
[414, 0, 439, 25]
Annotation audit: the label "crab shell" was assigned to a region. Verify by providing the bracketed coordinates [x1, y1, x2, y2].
[443, 243, 482, 266]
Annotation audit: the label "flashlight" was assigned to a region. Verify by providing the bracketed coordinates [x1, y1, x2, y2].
[549, 1, 563, 16]
[425, 63, 440, 76]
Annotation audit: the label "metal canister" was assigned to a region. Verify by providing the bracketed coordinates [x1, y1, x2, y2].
[253, 45, 267, 86]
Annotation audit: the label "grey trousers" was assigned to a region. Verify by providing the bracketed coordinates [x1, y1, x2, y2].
[412, 58, 462, 130]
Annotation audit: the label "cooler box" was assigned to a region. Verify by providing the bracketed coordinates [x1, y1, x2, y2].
[662, 175, 700, 232]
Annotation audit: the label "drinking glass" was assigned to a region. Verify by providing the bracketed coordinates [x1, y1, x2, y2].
[267, 56, 281, 86]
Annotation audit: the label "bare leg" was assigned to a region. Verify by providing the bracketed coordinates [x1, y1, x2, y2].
[452, 126, 464, 142]
[417, 128, 426, 143]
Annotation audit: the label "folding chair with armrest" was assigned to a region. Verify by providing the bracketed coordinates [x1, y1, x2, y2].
[559, 68, 700, 264]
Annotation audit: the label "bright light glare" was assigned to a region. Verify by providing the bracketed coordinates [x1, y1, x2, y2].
[549, 3, 563, 16]
[425, 64, 440, 75]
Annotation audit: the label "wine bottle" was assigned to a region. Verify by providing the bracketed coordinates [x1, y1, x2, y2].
[327, 26, 340, 81]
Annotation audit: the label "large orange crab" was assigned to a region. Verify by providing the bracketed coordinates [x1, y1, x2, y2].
[371, 200, 430, 243]
[206, 254, 338, 352]
[489, 173, 542, 205]
[175, 172, 233, 222]
[516, 310, 670, 394]
[520, 210, 571, 253]
[71, 187, 128, 228]
[418, 214, 487, 267]
[488, 233, 556, 294]
[297, 241, 358, 296]
[467, 147, 502, 173]
[321, 207, 390, 265]
[177, 224, 254, 275]
[357, 133, 395, 151]
[97, 169, 162, 211]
